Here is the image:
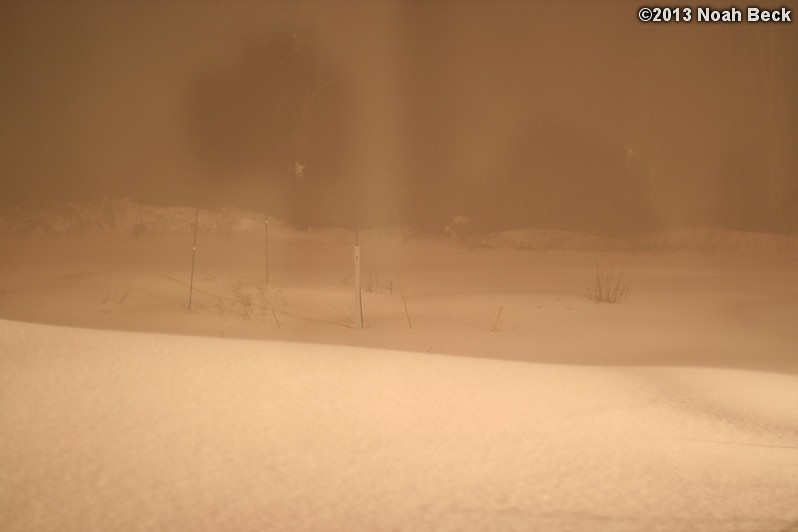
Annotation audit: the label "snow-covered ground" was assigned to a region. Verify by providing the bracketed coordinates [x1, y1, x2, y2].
[1, 202, 797, 531]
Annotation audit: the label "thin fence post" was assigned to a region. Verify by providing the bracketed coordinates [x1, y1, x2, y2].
[265, 215, 270, 286]
[354, 229, 363, 328]
[188, 205, 200, 311]
[399, 277, 412, 329]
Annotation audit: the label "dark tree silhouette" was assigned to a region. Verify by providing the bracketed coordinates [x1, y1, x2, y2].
[186, 23, 349, 226]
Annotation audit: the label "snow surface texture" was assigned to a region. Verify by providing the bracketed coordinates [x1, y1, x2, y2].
[2, 320, 798, 532]
[1, 201, 798, 531]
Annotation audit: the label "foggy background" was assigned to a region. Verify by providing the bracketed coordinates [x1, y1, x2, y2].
[1, 0, 796, 234]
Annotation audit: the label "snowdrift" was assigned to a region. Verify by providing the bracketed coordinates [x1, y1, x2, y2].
[2, 199, 797, 252]
[2, 319, 797, 532]
[0, 199, 277, 237]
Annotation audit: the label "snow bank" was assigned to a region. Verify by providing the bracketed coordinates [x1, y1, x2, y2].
[479, 227, 798, 253]
[0, 199, 289, 237]
[3, 199, 796, 252]
[478, 228, 615, 251]
[646, 227, 798, 253]
[1, 319, 797, 532]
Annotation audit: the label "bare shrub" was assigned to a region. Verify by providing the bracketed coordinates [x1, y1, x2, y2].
[229, 281, 286, 325]
[588, 266, 629, 304]
[366, 269, 394, 294]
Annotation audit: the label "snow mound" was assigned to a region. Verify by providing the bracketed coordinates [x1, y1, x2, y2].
[0, 199, 292, 237]
[305, 225, 415, 246]
[479, 228, 615, 251]
[2, 318, 798, 531]
[479, 227, 798, 252]
[646, 227, 798, 253]
[2, 199, 796, 252]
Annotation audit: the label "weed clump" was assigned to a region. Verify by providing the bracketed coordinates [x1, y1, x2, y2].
[588, 266, 629, 304]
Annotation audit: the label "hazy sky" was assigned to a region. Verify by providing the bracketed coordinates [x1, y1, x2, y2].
[1, 1, 796, 233]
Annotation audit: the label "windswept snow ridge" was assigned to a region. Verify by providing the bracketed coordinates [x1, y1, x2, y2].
[1, 319, 797, 532]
